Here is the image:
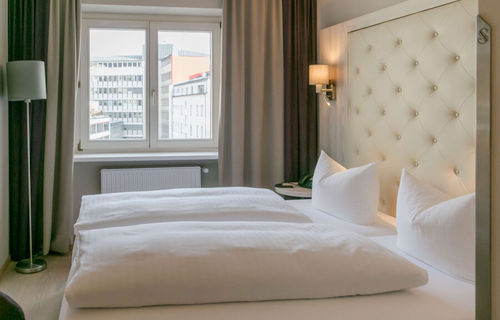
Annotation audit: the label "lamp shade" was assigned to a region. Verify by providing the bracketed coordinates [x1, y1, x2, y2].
[6, 61, 47, 101]
[308, 64, 330, 85]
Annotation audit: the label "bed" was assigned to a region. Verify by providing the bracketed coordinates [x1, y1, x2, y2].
[59, 197, 474, 320]
[59, 199, 474, 320]
[60, 0, 477, 318]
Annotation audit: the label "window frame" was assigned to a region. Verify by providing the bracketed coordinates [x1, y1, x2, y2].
[78, 18, 221, 153]
[149, 21, 220, 151]
[80, 19, 150, 151]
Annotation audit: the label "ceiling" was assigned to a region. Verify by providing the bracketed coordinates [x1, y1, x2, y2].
[318, 0, 407, 28]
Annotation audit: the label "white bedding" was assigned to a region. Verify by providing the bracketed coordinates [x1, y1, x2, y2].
[66, 222, 427, 308]
[59, 235, 474, 320]
[75, 187, 310, 231]
[287, 199, 397, 237]
[61, 192, 473, 319]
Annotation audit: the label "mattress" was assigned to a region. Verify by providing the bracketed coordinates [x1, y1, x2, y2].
[59, 234, 474, 320]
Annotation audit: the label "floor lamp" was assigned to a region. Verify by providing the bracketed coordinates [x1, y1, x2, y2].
[6, 61, 47, 274]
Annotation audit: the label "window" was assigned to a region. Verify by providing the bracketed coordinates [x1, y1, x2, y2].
[79, 19, 221, 151]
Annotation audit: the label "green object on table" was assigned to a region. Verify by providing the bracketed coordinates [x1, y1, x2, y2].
[298, 173, 313, 189]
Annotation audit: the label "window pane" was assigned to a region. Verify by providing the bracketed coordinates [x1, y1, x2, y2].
[158, 31, 212, 140]
[89, 29, 146, 140]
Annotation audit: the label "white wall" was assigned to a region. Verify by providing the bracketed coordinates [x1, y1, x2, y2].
[82, 0, 222, 8]
[317, 0, 406, 28]
[82, 0, 222, 16]
[0, 0, 9, 267]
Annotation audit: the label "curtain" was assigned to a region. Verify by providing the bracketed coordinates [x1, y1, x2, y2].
[44, 0, 81, 253]
[7, 0, 80, 258]
[8, 0, 50, 261]
[282, 0, 318, 181]
[219, 0, 284, 188]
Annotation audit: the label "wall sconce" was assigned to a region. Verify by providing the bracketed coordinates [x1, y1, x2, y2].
[309, 64, 336, 105]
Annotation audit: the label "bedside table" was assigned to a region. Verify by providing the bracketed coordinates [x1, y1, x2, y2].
[274, 182, 312, 199]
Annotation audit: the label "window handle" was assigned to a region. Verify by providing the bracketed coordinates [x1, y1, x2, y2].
[152, 89, 156, 106]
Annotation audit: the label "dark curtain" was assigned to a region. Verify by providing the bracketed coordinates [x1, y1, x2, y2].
[283, 0, 318, 181]
[8, 0, 50, 261]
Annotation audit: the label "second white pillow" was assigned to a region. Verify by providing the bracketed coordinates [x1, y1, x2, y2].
[396, 169, 475, 281]
[312, 151, 379, 225]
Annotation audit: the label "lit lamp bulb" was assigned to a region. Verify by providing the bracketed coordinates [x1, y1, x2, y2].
[309, 64, 335, 105]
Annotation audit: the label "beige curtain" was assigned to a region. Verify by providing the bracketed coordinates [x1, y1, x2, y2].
[219, 0, 284, 188]
[43, 0, 81, 253]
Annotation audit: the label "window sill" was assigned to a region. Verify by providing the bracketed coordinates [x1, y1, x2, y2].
[73, 152, 218, 163]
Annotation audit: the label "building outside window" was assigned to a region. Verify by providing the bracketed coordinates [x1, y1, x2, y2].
[170, 72, 211, 139]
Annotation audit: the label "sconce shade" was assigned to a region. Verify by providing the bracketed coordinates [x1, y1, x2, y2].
[6, 61, 47, 101]
[309, 64, 330, 85]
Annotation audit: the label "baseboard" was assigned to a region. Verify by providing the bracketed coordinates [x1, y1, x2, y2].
[0, 256, 10, 279]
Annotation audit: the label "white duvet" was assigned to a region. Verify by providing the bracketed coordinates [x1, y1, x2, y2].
[66, 221, 428, 308]
[75, 187, 310, 231]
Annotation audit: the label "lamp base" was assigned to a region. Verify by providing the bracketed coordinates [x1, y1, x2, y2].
[15, 258, 47, 274]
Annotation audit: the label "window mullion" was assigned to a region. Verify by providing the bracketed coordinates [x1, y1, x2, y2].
[149, 21, 159, 150]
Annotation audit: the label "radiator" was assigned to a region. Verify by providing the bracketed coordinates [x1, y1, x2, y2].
[100, 167, 201, 193]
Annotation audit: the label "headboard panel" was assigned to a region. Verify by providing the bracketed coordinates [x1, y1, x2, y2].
[345, 0, 477, 215]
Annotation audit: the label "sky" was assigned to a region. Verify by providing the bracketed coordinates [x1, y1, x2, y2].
[89, 29, 211, 58]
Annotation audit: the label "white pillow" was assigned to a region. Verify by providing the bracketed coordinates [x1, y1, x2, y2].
[312, 151, 379, 225]
[396, 169, 475, 281]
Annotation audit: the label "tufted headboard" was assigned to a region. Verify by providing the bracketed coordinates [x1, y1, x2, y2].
[343, 0, 477, 216]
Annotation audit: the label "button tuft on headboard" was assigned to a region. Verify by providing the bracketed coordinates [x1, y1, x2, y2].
[346, 0, 476, 216]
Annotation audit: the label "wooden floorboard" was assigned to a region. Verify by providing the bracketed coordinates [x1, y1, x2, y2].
[0, 254, 71, 320]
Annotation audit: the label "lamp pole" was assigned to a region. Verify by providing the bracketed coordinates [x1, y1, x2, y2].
[6, 60, 48, 274]
[15, 98, 46, 274]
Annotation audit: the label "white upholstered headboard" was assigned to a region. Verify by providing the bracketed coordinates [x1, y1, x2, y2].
[331, 0, 477, 216]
